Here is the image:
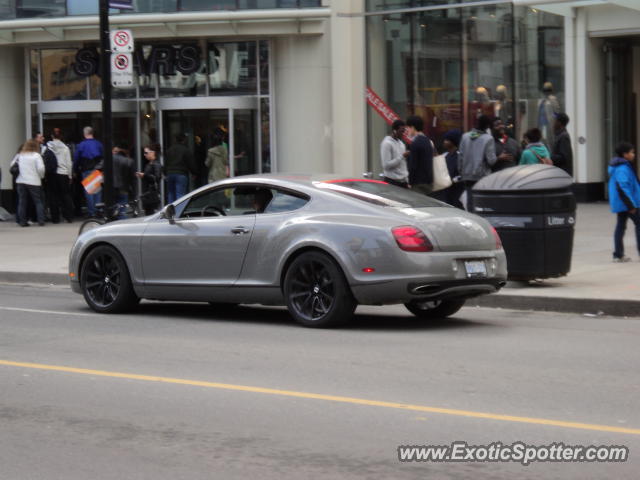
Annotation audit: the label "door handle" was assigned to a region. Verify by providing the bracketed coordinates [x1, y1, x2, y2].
[231, 226, 250, 235]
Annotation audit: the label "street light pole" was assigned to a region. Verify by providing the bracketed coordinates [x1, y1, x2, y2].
[99, 0, 114, 211]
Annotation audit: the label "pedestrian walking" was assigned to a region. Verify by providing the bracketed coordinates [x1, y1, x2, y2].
[46, 128, 74, 223]
[458, 115, 497, 209]
[137, 144, 163, 216]
[164, 133, 195, 203]
[551, 112, 573, 176]
[112, 142, 136, 220]
[405, 115, 434, 195]
[193, 134, 209, 189]
[73, 126, 104, 217]
[380, 120, 409, 188]
[520, 128, 551, 165]
[11, 139, 45, 227]
[608, 141, 640, 262]
[491, 117, 520, 171]
[205, 129, 229, 184]
[431, 129, 464, 208]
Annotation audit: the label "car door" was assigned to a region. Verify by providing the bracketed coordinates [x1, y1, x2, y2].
[140, 185, 256, 290]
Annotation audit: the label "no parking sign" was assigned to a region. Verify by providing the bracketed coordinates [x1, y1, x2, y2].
[111, 53, 133, 87]
[110, 29, 134, 53]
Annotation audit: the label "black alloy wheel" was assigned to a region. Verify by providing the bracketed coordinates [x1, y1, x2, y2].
[284, 251, 356, 328]
[80, 245, 138, 313]
[404, 298, 466, 319]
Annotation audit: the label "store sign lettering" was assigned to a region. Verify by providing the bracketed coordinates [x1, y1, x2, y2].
[73, 45, 201, 77]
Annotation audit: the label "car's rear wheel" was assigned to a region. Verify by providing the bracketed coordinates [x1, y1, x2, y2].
[284, 251, 356, 328]
[81, 245, 138, 313]
[404, 298, 466, 319]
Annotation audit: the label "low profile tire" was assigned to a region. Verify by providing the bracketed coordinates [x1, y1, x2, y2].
[404, 298, 466, 319]
[80, 245, 139, 313]
[284, 251, 356, 328]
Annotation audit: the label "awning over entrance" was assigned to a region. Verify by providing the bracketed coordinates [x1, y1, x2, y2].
[0, 8, 329, 45]
[513, 0, 640, 16]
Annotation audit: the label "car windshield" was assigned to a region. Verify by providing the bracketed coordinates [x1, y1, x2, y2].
[314, 179, 449, 208]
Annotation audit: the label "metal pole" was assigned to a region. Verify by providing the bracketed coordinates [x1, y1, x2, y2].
[99, 0, 114, 210]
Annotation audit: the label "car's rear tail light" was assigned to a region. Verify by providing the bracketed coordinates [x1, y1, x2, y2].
[491, 227, 503, 249]
[392, 226, 433, 252]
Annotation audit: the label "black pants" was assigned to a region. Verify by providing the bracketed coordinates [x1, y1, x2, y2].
[47, 174, 74, 222]
[463, 180, 477, 211]
[17, 183, 45, 225]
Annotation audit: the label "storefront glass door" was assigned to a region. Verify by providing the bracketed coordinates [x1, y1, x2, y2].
[160, 107, 258, 182]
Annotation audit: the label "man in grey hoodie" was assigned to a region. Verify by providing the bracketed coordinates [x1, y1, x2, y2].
[458, 115, 497, 210]
[380, 119, 409, 188]
[46, 128, 74, 223]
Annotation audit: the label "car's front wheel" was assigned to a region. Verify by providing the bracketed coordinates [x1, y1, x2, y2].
[284, 251, 356, 328]
[80, 245, 138, 313]
[404, 298, 466, 319]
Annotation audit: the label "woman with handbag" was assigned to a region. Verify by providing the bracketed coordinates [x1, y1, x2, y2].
[136, 143, 163, 216]
[12, 139, 46, 227]
[519, 128, 552, 165]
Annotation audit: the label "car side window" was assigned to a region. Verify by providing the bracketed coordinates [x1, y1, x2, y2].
[263, 189, 309, 214]
[180, 187, 254, 218]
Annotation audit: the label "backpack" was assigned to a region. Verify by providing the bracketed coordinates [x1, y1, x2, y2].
[43, 148, 58, 175]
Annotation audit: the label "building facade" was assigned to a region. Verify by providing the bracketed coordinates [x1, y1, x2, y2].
[0, 0, 638, 208]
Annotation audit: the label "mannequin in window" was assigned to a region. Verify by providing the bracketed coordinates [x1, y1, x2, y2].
[537, 81, 561, 147]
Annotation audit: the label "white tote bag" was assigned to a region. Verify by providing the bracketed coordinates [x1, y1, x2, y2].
[432, 153, 452, 192]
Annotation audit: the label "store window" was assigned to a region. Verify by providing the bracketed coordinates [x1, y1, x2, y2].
[30, 49, 39, 101]
[366, 2, 564, 175]
[41, 48, 87, 101]
[179, 0, 236, 10]
[17, 0, 65, 17]
[514, 6, 565, 147]
[208, 42, 257, 95]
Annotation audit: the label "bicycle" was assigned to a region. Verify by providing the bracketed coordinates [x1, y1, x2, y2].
[78, 199, 141, 235]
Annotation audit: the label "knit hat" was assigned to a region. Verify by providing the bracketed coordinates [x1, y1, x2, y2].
[443, 129, 462, 147]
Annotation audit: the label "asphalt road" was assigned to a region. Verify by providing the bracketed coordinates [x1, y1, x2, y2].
[1, 283, 639, 479]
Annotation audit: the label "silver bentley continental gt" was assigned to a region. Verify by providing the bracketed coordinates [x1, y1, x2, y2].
[69, 175, 507, 327]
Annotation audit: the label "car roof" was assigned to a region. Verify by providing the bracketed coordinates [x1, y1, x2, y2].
[211, 173, 380, 190]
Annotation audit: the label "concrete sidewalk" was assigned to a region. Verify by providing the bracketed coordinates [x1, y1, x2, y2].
[1, 202, 639, 316]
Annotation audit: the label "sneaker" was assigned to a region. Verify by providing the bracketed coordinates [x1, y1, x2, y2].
[613, 256, 632, 263]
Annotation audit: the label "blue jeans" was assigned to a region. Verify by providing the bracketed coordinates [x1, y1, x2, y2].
[116, 192, 129, 220]
[82, 170, 102, 217]
[613, 210, 640, 259]
[167, 173, 188, 204]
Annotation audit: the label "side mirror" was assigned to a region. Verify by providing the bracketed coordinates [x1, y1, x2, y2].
[164, 204, 176, 224]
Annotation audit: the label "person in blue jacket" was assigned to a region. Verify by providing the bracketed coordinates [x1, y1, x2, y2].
[608, 142, 640, 262]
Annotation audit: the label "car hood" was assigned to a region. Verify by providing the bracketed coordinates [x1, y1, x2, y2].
[392, 207, 497, 251]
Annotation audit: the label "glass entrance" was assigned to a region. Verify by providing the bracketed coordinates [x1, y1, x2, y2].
[161, 107, 258, 185]
[42, 112, 137, 154]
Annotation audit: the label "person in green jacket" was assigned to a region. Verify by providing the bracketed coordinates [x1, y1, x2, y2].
[520, 128, 551, 165]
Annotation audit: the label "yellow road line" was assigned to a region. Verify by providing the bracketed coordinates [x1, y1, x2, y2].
[1, 359, 639, 436]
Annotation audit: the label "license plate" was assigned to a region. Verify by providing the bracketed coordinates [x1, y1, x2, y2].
[464, 260, 487, 278]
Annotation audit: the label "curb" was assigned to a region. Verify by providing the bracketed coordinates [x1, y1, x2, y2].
[472, 294, 640, 318]
[2, 271, 639, 318]
[0, 272, 69, 285]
